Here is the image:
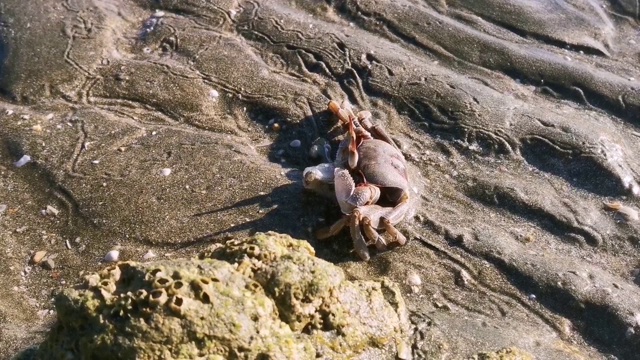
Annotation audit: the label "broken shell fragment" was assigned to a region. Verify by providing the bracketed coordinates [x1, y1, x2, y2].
[31, 251, 47, 265]
[45, 205, 60, 216]
[603, 201, 639, 222]
[14, 155, 32, 168]
[406, 271, 422, 287]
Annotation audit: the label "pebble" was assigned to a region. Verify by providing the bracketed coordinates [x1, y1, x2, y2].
[14, 155, 32, 168]
[31, 251, 47, 264]
[209, 89, 219, 99]
[104, 250, 120, 263]
[0, 204, 7, 214]
[160, 168, 172, 176]
[289, 139, 301, 148]
[42, 258, 55, 270]
[45, 113, 54, 120]
[15, 226, 28, 233]
[5, 109, 14, 115]
[626, 327, 635, 339]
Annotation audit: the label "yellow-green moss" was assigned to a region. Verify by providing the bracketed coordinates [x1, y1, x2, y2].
[38, 232, 409, 359]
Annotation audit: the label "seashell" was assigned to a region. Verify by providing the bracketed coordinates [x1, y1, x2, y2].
[104, 250, 120, 263]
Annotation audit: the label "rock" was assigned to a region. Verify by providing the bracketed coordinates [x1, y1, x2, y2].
[470, 347, 534, 360]
[38, 232, 409, 359]
[42, 258, 55, 270]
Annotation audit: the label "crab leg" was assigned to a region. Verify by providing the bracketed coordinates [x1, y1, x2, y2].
[315, 216, 348, 240]
[362, 217, 387, 251]
[358, 112, 399, 150]
[381, 219, 407, 246]
[350, 209, 370, 261]
[380, 193, 410, 245]
[328, 100, 353, 126]
[347, 116, 359, 169]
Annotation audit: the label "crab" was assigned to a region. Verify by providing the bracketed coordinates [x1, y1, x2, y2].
[303, 100, 411, 261]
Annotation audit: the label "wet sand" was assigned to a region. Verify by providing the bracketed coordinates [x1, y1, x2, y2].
[0, 0, 639, 358]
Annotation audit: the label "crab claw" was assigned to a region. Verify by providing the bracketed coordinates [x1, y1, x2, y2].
[334, 168, 357, 214]
[334, 168, 380, 214]
[302, 163, 336, 198]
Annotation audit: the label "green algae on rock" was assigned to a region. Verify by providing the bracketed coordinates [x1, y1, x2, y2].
[38, 232, 409, 360]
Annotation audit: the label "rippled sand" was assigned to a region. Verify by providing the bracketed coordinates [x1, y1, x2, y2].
[0, 1, 639, 358]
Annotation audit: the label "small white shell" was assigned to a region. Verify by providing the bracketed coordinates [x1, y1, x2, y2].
[406, 271, 422, 286]
[45, 205, 60, 216]
[14, 155, 31, 168]
[142, 250, 156, 260]
[160, 168, 172, 176]
[104, 250, 120, 263]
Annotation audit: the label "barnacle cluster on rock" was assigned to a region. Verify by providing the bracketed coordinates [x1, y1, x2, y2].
[38, 232, 409, 359]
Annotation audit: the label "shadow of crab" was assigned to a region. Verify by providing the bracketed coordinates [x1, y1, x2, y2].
[185, 182, 359, 263]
